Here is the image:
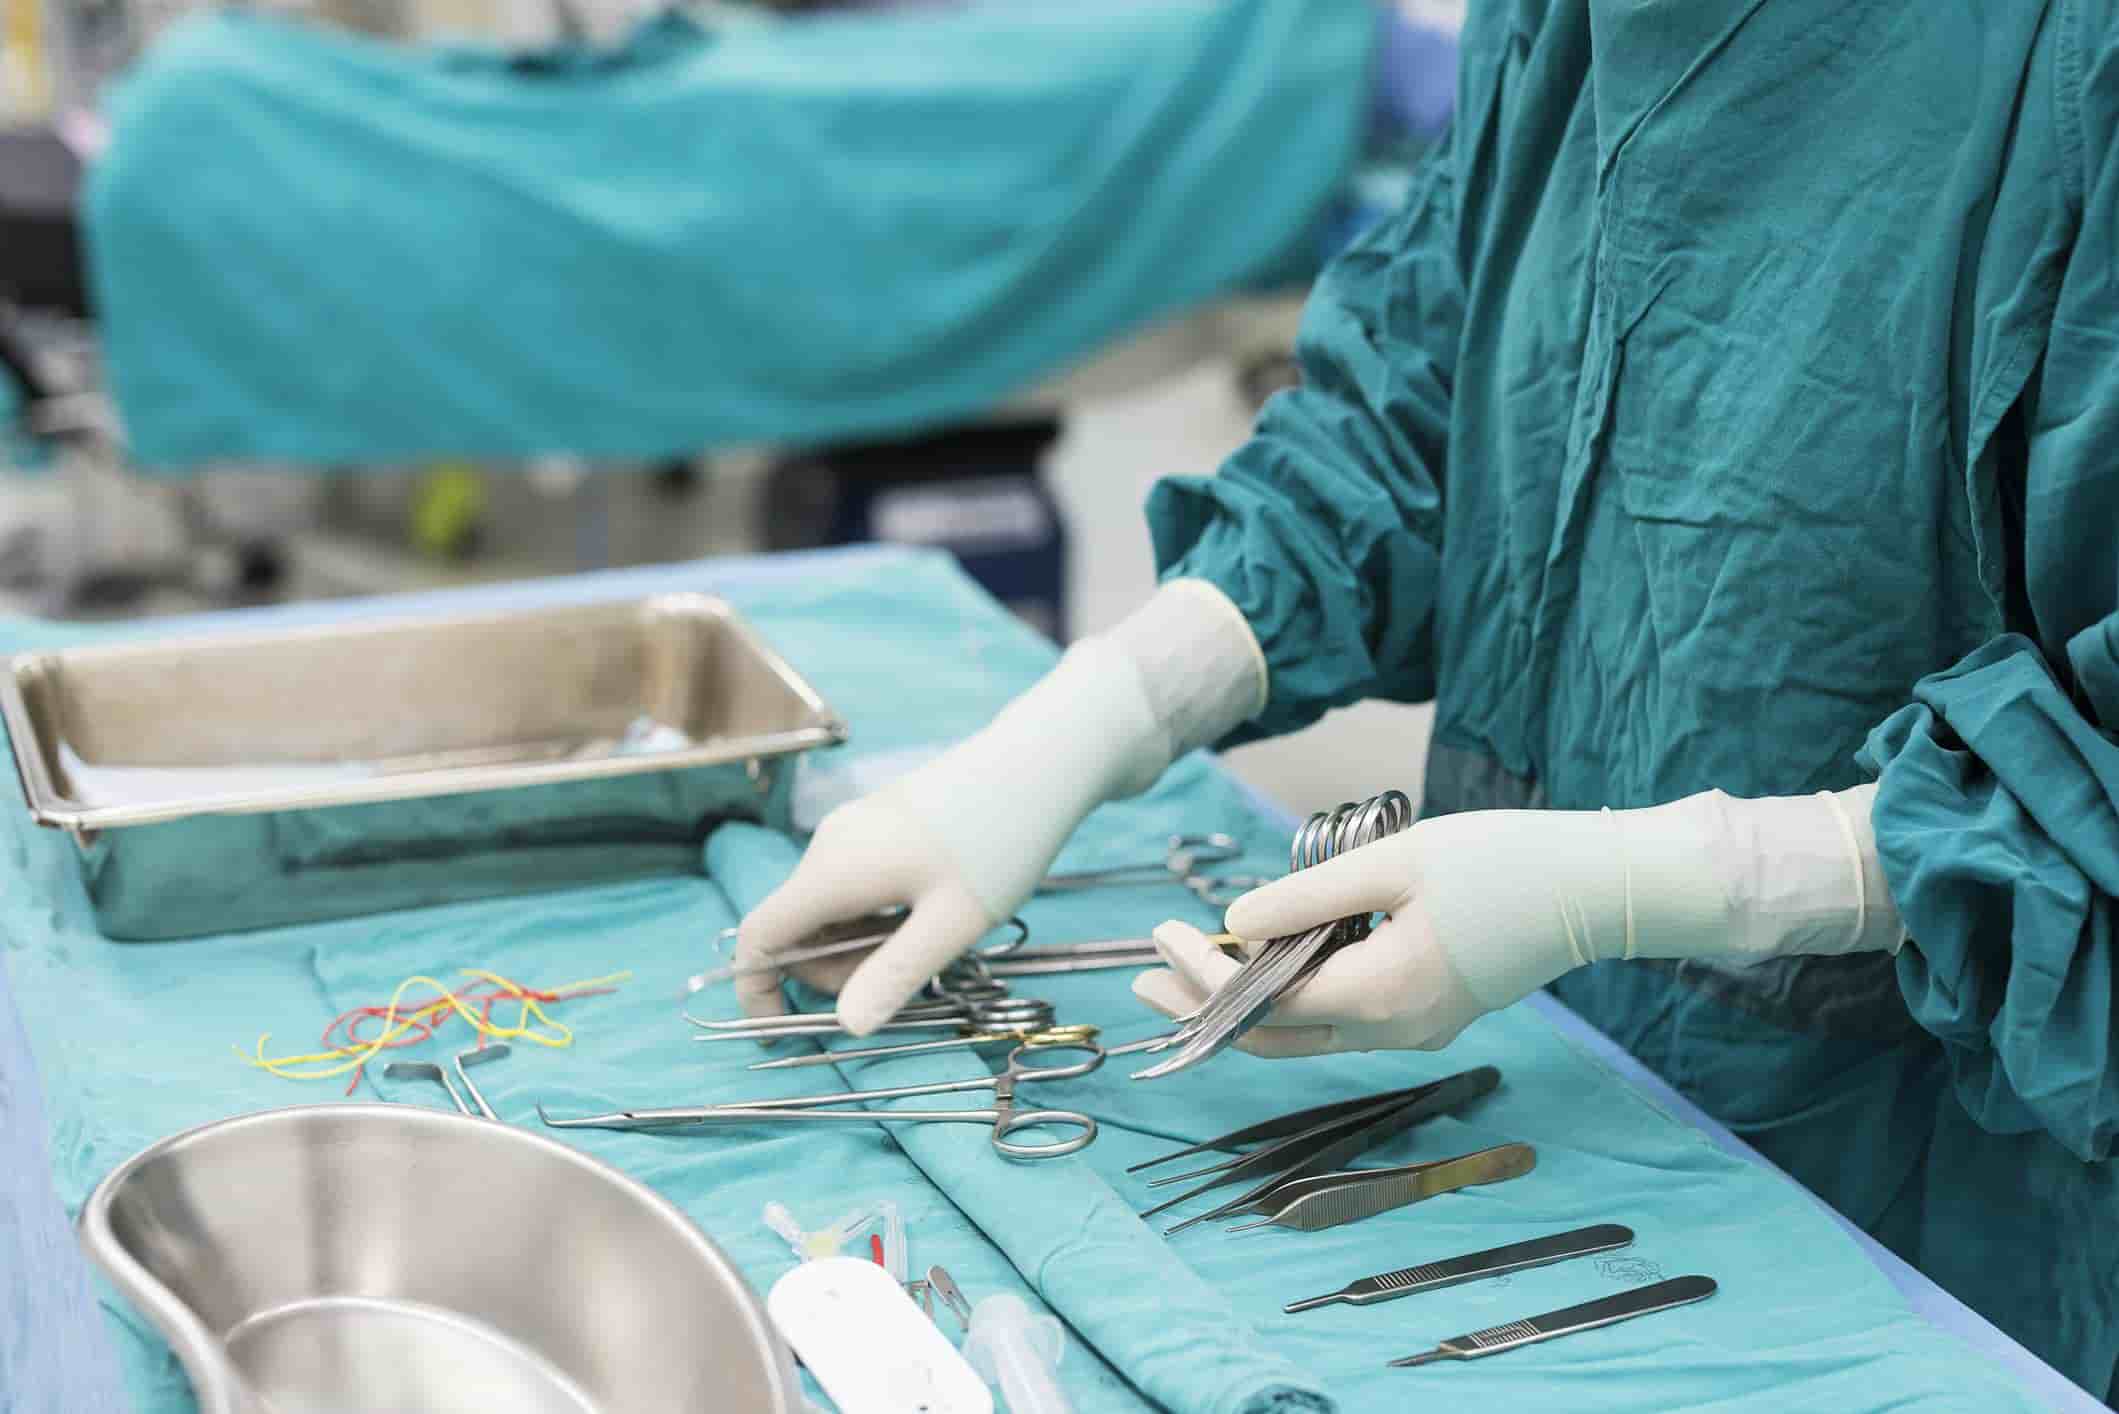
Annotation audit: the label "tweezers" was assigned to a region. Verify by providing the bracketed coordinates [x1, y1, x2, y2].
[1148, 1066, 1501, 1233]
[1127, 1083, 1452, 1174]
[1223, 1142, 1536, 1233]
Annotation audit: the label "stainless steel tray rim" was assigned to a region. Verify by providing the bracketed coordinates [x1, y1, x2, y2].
[79, 1103, 800, 1414]
[19, 722, 845, 835]
[1, 590, 850, 836]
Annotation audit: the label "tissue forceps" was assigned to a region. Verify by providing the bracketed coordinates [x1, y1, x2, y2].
[1039, 834, 1273, 908]
[1223, 1142, 1538, 1233]
[539, 1039, 1104, 1160]
[1141, 1066, 1502, 1232]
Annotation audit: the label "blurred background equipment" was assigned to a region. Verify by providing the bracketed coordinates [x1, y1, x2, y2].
[0, 0, 1463, 813]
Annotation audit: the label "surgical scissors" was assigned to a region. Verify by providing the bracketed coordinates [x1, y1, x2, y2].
[539, 1039, 1104, 1160]
[1037, 834, 1273, 909]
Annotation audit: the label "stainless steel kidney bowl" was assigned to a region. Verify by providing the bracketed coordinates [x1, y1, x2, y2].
[80, 1105, 799, 1413]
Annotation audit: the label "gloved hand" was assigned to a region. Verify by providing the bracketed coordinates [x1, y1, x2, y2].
[738, 580, 1267, 1034]
[1133, 786, 1907, 1056]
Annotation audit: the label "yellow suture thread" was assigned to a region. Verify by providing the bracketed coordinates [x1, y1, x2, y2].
[239, 968, 632, 1082]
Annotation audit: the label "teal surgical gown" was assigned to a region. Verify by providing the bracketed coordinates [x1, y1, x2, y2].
[1149, 0, 2119, 1400]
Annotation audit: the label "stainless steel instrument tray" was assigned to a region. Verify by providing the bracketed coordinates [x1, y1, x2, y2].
[80, 1104, 801, 1414]
[1, 593, 847, 938]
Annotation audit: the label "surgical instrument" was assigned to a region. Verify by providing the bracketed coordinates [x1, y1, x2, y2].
[1144, 1083, 1452, 1189]
[1158, 1090, 1480, 1236]
[383, 1060, 470, 1114]
[689, 997, 973, 1032]
[1130, 792, 1413, 1081]
[693, 996, 1058, 1044]
[927, 1265, 972, 1332]
[978, 952, 1162, 978]
[1128, 1083, 1447, 1173]
[1285, 1224, 1636, 1313]
[687, 913, 1028, 991]
[452, 1044, 510, 1121]
[1223, 1143, 1536, 1233]
[1386, 1275, 1718, 1369]
[961, 932, 1244, 979]
[749, 1024, 1100, 1071]
[538, 1039, 1105, 1160]
[1038, 833, 1270, 908]
[1140, 1067, 1499, 1226]
[1103, 1032, 1183, 1057]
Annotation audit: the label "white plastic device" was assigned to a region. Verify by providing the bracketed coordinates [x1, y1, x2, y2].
[767, 1257, 993, 1414]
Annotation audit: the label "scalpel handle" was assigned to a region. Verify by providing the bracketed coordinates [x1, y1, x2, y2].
[1344, 1223, 1635, 1307]
[1390, 1274, 1717, 1367]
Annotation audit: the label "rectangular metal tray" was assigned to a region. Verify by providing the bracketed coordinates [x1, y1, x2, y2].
[2, 593, 847, 938]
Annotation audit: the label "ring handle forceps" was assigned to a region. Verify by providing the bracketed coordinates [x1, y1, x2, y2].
[751, 1023, 1101, 1071]
[1038, 834, 1273, 909]
[692, 996, 1057, 1045]
[689, 997, 968, 1032]
[540, 1040, 1105, 1160]
[688, 913, 1030, 992]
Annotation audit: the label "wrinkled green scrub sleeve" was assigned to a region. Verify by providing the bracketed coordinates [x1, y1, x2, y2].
[1145, 123, 1462, 740]
[1860, 0, 2119, 1167]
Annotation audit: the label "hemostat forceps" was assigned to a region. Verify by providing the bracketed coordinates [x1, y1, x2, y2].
[1038, 834, 1272, 908]
[749, 1023, 1101, 1071]
[539, 1038, 1105, 1160]
[687, 912, 1029, 992]
[691, 995, 1057, 1044]
[962, 931, 1244, 978]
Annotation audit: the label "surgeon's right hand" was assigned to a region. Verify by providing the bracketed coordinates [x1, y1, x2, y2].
[733, 791, 999, 1024]
[736, 636, 1165, 1033]
[736, 581, 1269, 1035]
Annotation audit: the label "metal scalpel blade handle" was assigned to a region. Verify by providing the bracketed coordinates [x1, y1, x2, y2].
[1284, 1224, 1635, 1313]
[1387, 1275, 1718, 1368]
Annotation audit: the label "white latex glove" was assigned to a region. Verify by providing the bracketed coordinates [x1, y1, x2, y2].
[1132, 786, 1906, 1057]
[738, 580, 1267, 1034]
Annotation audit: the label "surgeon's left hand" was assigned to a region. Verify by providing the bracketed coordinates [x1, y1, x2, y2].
[1132, 786, 1908, 1057]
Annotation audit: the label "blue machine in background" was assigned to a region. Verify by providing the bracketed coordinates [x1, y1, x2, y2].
[764, 418, 1069, 638]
